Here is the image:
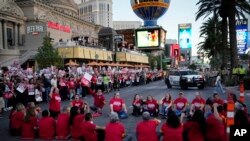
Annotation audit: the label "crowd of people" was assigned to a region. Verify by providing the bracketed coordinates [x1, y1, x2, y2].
[1, 63, 250, 141]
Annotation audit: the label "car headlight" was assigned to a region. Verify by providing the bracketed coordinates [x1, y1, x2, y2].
[187, 78, 191, 82]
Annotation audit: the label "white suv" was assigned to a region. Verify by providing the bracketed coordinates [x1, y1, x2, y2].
[165, 69, 205, 89]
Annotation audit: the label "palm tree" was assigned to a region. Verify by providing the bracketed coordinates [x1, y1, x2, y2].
[196, 0, 250, 71]
[196, 0, 228, 69]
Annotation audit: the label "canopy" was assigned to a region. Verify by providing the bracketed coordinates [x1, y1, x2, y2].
[65, 60, 79, 66]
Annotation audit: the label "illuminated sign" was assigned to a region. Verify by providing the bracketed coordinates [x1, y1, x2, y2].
[178, 23, 192, 49]
[136, 27, 166, 49]
[236, 19, 248, 54]
[27, 25, 44, 34]
[47, 21, 71, 33]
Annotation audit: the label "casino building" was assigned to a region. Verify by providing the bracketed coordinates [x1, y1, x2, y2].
[0, 0, 149, 68]
[0, 0, 102, 66]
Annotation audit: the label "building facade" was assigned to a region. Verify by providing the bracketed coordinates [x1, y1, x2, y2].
[78, 0, 113, 28]
[0, 0, 101, 66]
[113, 21, 142, 30]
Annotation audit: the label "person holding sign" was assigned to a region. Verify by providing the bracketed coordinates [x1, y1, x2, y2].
[49, 87, 61, 119]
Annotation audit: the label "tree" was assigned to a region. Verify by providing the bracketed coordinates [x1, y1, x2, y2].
[196, 0, 250, 71]
[35, 36, 63, 69]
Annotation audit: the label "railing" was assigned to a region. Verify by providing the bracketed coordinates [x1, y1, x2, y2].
[0, 49, 37, 67]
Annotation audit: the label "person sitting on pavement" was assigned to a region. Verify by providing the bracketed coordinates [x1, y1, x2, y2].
[143, 95, 159, 117]
[136, 111, 161, 141]
[88, 88, 106, 117]
[205, 103, 226, 141]
[183, 110, 206, 141]
[132, 94, 143, 116]
[105, 112, 126, 141]
[81, 113, 105, 141]
[109, 92, 128, 119]
[160, 93, 173, 118]
[70, 94, 89, 114]
[69, 106, 85, 140]
[160, 110, 184, 141]
[39, 110, 56, 140]
[56, 106, 70, 140]
[190, 92, 206, 115]
[212, 92, 224, 106]
[9, 103, 26, 136]
[21, 107, 38, 140]
[173, 92, 189, 116]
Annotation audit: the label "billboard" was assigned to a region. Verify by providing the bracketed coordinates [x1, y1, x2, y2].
[178, 23, 192, 49]
[236, 19, 248, 54]
[136, 27, 166, 49]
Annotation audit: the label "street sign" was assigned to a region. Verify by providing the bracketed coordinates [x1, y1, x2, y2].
[162, 58, 171, 63]
[114, 35, 124, 42]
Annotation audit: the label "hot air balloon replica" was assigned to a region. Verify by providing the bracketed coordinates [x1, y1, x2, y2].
[131, 0, 170, 49]
[131, 0, 170, 27]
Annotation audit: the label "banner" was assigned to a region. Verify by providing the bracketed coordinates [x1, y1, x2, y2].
[236, 19, 248, 54]
[178, 23, 192, 49]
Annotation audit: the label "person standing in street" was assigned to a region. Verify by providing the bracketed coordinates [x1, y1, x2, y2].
[214, 73, 225, 95]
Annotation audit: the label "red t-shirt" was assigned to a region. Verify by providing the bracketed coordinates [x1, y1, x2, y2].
[109, 98, 125, 112]
[146, 100, 158, 111]
[184, 121, 205, 141]
[56, 113, 70, 138]
[11, 111, 25, 129]
[174, 98, 188, 110]
[89, 88, 105, 108]
[136, 120, 159, 141]
[21, 116, 38, 140]
[162, 98, 171, 107]
[213, 99, 224, 105]
[133, 99, 142, 107]
[71, 114, 84, 139]
[81, 121, 97, 141]
[161, 124, 183, 141]
[192, 98, 205, 110]
[72, 100, 84, 108]
[49, 93, 61, 112]
[105, 122, 125, 141]
[205, 115, 226, 141]
[39, 117, 55, 140]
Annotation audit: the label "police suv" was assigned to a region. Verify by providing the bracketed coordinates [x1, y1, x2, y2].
[165, 69, 205, 89]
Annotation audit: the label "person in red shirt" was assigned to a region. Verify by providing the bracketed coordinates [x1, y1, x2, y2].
[105, 112, 126, 141]
[71, 94, 89, 114]
[205, 103, 226, 141]
[56, 106, 70, 140]
[132, 94, 143, 116]
[160, 93, 173, 118]
[183, 110, 206, 141]
[213, 92, 224, 105]
[160, 110, 183, 141]
[81, 113, 105, 141]
[89, 88, 106, 116]
[10, 103, 26, 136]
[109, 92, 128, 119]
[136, 112, 161, 141]
[173, 92, 188, 116]
[21, 107, 38, 140]
[49, 87, 61, 119]
[190, 92, 206, 115]
[39, 110, 56, 140]
[143, 95, 159, 117]
[68, 77, 76, 100]
[70, 106, 85, 139]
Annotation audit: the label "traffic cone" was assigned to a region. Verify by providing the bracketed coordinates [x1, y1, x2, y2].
[226, 100, 235, 140]
[239, 81, 245, 103]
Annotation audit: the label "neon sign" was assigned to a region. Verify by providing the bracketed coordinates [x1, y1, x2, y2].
[47, 21, 71, 33]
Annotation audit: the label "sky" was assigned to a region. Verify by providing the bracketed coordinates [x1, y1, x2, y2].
[75, 0, 204, 55]
[112, 0, 203, 55]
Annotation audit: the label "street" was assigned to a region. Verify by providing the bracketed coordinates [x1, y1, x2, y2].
[0, 80, 249, 141]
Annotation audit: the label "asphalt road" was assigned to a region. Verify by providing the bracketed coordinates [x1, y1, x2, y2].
[0, 80, 249, 140]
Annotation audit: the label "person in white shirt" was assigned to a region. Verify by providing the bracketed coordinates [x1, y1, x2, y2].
[214, 73, 225, 94]
[51, 75, 58, 88]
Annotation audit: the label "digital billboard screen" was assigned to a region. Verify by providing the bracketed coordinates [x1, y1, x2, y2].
[136, 27, 166, 49]
[178, 24, 192, 49]
[236, 19, 248, 54]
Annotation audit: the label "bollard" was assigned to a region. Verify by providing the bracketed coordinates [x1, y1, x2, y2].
[226, 101, 235, 134]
